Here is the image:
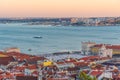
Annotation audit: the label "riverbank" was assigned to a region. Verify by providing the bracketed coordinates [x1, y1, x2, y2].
[0, 17, 120, 26]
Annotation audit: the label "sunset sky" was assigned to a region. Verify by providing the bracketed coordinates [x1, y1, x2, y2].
[0, 0, 120, 17]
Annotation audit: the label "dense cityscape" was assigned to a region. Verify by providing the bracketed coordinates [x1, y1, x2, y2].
[0, 0, 120, 80]
[0, 42, 120, 80]
[0, 17, 120, 26]
[0, 17, 120, 80]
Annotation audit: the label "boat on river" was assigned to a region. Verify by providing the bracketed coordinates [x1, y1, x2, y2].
[33, 36, 42, 39]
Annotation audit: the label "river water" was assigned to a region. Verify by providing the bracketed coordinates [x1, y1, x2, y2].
[0, 23, 120, 55]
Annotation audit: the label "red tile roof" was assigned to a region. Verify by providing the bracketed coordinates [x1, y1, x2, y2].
[56, 62, 65, 65]
[47, 78, 68, 80]
[73, 62, 88, 67]
[16, 76, 37, 80]
[93, 44, 103, 47]
[14, 72, 24, 76]
[89, 70, 103, 78]
[0, 75, 3, 80]
[67, 67, 78, 71]
[15, 66, 27, 71]
[79, 56, 99, 61]
[0, 56, 15, 65]
[106, 45, 120, 49]
[27, 64, 37, 70]
[6, 52, 45, 62]
[82, 70, 90, 74]
[93, 44, 120, 50]
[32, 71, 38, 76]
[0, 51, 6, 55]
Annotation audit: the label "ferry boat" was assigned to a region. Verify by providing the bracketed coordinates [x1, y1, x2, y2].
[33, 36, 42, 39]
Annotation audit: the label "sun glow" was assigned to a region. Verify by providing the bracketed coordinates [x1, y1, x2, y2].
[0, 0, 120, 17]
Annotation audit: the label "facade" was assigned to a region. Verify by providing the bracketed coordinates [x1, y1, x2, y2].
[81, 41, 96, 55]
[99, 45, 113, 58]
[90, 44, 103, 54]
[91, 44, 120, 55]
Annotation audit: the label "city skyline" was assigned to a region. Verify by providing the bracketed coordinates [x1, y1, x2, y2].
[0, 0, 120, 18]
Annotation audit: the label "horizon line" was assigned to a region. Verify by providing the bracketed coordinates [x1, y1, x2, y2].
[0, 16, 120, 19]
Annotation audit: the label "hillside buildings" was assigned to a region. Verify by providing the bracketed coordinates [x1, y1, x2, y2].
[0, 42, 120, 79]
[0, 17, 120, 26]
[70, 17, 120, 26]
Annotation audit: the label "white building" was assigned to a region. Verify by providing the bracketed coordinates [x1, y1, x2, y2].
[81, 41, 96, 55]
[4, 47, 20, 53]
[98, 71, 113, 80]
[99, 45, 113, 58]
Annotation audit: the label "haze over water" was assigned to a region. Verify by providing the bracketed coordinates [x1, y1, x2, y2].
[0, 23, 120, 55]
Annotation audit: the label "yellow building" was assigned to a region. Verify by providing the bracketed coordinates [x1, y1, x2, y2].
[0, 52, 8, 57]
[0, 54, 8, 57]
[91, 47, 100, 54]
[43, 60, 53, 67]
[112, 49, 120, 55]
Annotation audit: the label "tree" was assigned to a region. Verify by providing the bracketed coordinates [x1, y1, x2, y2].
[79, 71, 97, 80]
[93, 77, 97, 80]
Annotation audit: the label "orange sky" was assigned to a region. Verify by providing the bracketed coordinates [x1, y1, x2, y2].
[0, 0, 120, 17]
